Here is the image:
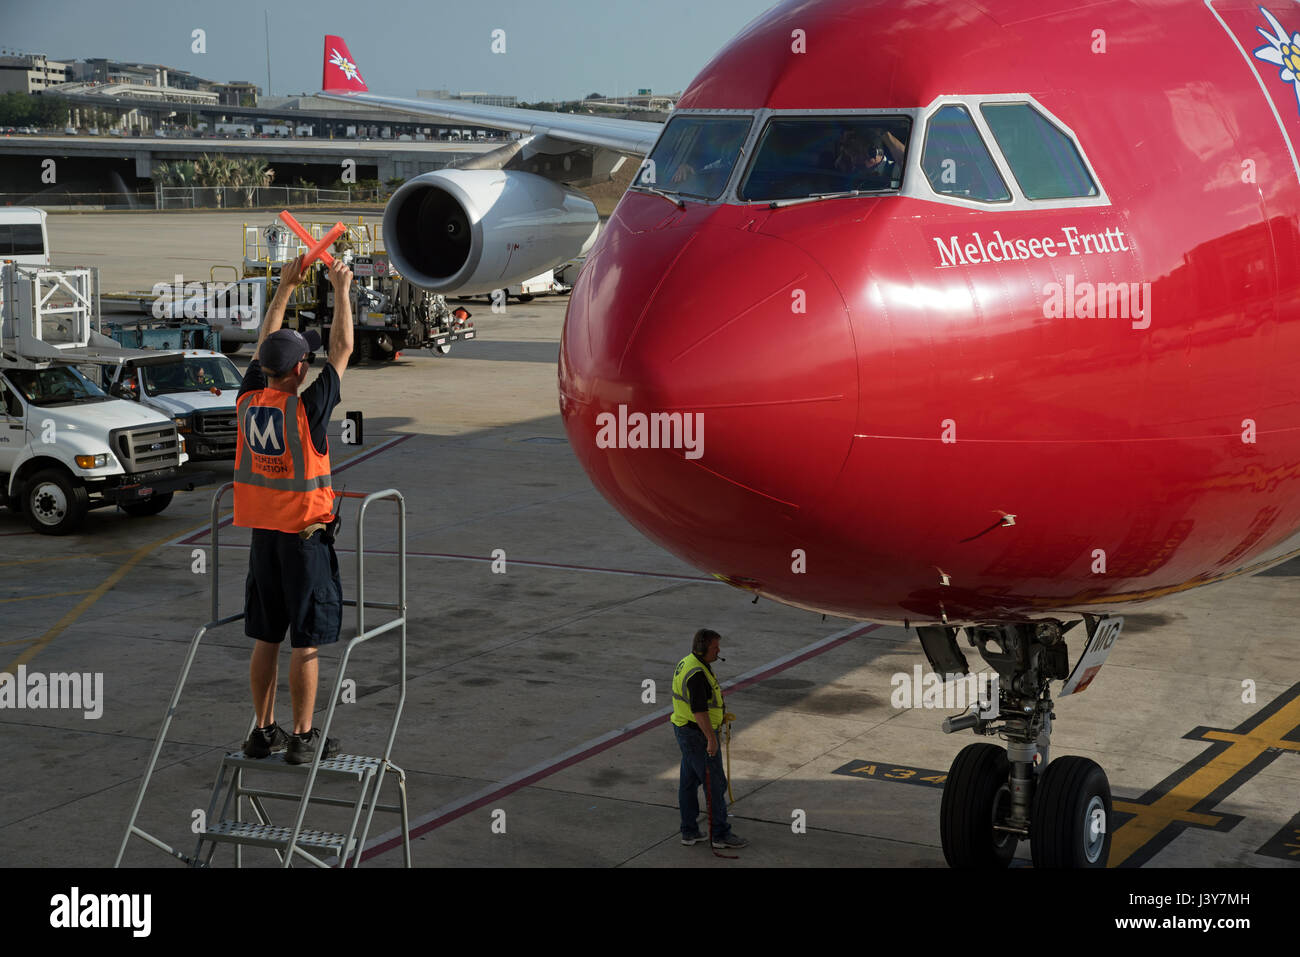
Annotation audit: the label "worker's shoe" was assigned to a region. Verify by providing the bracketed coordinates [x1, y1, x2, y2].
[285, 728, 339, 765]
[681, 830, 706, 846]
[712, 832, 749, 850]
[242, 722, 291, 759]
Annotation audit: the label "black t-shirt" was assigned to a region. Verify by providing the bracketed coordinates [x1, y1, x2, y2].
[238, 359, 341, 455]
[686, 664, 716, 716]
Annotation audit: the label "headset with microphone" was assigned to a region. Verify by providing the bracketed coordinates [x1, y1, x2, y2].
[692, 628, 724, 661]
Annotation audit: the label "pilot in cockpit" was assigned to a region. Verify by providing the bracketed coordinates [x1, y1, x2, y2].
[834, 128, 906, 188]
[668, 126, 734, 196]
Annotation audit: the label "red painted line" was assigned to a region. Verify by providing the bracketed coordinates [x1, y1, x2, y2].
[359, 622, 880, 861]
[358, 549, 717, 582]
[727, 625, 877, 693]
[179, 433, 413, 545]
[167, 542, 718, 583]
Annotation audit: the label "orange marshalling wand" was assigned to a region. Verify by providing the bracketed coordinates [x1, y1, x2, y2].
[279, 210, 346, 268]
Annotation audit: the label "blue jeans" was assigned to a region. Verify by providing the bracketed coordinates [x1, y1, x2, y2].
[674, 722, 730, 840]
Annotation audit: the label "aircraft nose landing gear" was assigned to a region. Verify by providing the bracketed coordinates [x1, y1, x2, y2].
[922, 617, 1119, 868]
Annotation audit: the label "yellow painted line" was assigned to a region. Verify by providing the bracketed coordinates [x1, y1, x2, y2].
[1199, 728, 1300, 752]
[1, 528, 182, 676]
[1109, 689, 1300, 866]
[0, 636, 35, 647]
[0, 589, 95, 604]
[1112, 800, 1222, 828]
[0, 438, 408, 675]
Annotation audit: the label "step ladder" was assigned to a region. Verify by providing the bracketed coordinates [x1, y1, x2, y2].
[115, 482, 411, 868]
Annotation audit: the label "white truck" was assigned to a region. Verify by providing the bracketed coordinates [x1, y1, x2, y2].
[99, 349, 243, 461]
[142, 276, 265, 355]
[0, 263, 206, 534]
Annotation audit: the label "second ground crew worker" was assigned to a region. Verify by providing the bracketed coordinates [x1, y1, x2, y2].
[236, 254, 354, 765]
[671, 628, 748, 849]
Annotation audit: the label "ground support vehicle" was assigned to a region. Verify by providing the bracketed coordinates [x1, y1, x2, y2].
[94, 349, 242, 461]
[0, 263, 207, 533]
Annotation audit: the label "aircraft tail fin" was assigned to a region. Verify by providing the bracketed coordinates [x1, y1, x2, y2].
[322, 35, 368, 92]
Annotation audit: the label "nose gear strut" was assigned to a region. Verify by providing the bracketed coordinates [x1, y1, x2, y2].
[921, 616, 1120, 868]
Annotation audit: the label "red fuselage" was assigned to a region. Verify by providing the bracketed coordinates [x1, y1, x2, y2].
[559, 0, 1300, 624]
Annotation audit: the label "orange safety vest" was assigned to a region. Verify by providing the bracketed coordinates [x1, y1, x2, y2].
[233, 388, 334, 532]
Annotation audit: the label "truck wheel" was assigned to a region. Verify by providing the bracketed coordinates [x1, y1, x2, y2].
[24, 469, 89, 535]
[120, 491, 174, 517]
[220, 342, 244, 356]
[349, 334, 374, 365]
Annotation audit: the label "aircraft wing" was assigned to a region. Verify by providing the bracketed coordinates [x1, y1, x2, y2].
[318, 35, 662, 157]
[318, 89, 662, 157]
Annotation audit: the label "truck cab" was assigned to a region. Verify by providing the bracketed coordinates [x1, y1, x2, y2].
[0, 363, 196, 533]
[102, 349, 242, 460]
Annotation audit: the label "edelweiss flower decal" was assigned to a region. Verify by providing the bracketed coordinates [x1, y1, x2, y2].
[329, 48, 362, 84]
[1253, 5, 1300, 109]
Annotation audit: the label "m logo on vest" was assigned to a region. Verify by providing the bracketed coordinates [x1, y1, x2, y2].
[243, 406, 289, 473]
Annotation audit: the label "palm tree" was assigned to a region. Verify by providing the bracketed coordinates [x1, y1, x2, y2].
[152, 160, 199, 208]
[193, 154, 239, 207]
[236, 157, 274, 206]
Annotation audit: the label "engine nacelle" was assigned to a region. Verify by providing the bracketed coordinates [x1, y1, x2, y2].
[382, 169, 600, 294]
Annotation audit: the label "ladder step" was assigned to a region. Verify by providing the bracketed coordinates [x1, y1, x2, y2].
[204, 820, 355, 853]
[222, 751, 383, 778]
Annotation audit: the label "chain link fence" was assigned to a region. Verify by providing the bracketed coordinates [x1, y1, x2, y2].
[155, 185, 381, 209]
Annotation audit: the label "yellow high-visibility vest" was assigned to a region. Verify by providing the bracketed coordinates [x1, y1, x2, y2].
[671, 653, 724, 730]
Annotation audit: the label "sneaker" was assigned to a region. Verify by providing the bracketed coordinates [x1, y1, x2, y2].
[242, 722, 290, 758]
[681, 831, 706, 846]
[712, 832, 749, 850]
[285, 728, 340, 765]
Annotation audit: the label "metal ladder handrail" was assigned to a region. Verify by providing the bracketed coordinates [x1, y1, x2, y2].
[277, 486, 407, 866]
[115, 481, 407, 868]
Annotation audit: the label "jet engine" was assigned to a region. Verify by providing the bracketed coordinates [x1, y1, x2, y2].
[382, 168, 600, 294]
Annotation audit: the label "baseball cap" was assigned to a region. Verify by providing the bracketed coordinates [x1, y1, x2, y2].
[260, 328, 323, 375]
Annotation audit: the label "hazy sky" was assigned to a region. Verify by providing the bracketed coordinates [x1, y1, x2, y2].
[4, 0, 780, 101]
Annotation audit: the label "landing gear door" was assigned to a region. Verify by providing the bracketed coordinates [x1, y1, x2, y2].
[1060, 616, 1123, 696]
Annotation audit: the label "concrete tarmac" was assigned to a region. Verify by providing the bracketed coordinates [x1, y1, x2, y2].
[0, 212, 1297, 869]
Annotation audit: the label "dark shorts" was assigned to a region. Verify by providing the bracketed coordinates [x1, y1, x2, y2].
[245, 527, 342, 649]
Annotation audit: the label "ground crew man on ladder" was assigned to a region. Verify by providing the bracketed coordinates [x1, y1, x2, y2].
[235, 253, 354, 765]
[671, 628, 748, 850]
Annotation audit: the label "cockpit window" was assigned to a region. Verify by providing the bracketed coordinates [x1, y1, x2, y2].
[635, 115, 753, 200]
[979, 103, 1097, 200]
[922, 105, 1011, 202]
[738, 116, 911, 201]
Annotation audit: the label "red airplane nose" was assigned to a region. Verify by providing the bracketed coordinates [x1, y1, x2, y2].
[560, 199, 858, 585]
